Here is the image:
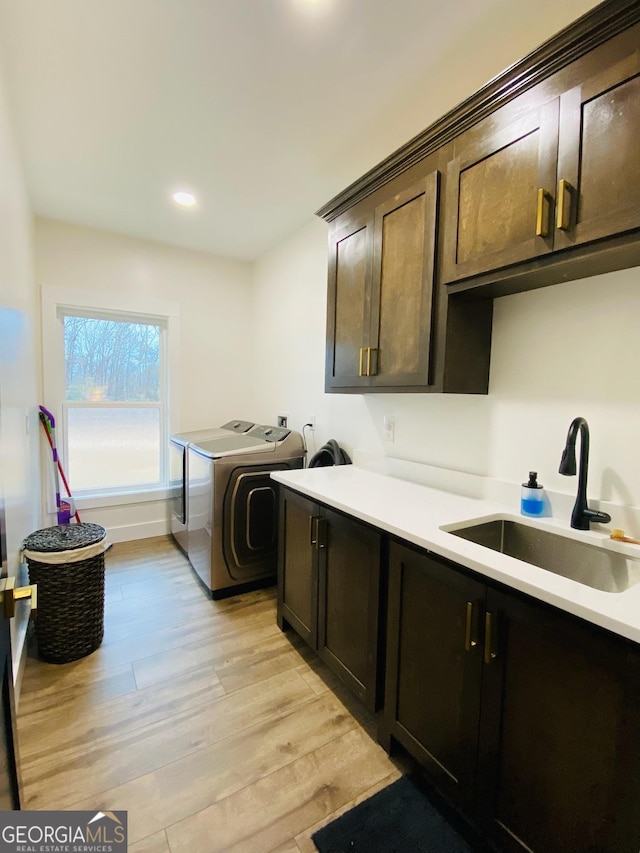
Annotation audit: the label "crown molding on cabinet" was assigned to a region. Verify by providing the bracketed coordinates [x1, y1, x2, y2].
[316, 0, 640, 222]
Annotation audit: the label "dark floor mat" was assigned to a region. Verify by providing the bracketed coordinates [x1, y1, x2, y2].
[312, 775, 476, 853]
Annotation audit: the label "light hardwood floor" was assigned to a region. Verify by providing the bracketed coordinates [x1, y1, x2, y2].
[16, 536, 408, 852]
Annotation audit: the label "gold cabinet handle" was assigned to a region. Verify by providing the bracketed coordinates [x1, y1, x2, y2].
[367, 347, 378, 377]
[484, 611, 497, 665]
[309, 516, 320, 547]
[316, 518, 327, 550]
[0, 577, 37, 619]
[535, 188, 552, 238]
[464, 601, 478, 652]
[359, 347, 378, 377]
[556, 178, 573, 231]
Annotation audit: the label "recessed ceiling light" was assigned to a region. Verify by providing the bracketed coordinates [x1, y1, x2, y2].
[292, 0, 332, 14]
[172, 191, 196, 208]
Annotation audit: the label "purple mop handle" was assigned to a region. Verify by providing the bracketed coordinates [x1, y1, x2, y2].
[39, 405, 64, 521]
[39, 404, 56, 429]
[39, 404, 60, 461]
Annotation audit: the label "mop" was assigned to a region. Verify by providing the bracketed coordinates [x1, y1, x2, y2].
[39, 405, 81, 524]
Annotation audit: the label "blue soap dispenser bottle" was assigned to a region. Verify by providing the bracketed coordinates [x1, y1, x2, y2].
[521, 471, 544, 517]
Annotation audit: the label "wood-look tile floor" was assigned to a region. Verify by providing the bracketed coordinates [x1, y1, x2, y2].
[16, 536, 408, 852]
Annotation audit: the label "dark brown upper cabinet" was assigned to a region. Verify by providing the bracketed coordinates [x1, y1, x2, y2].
[443, 43, 640, 287]
[325, 172, 439, 392]
[555, 49, 640, 251]
[325, 213, 373, 390]
[319, 4, 640, 307]
[442, 99, 560, 282]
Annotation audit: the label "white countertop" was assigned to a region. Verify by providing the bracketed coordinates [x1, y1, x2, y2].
[271, 465, 640, 645]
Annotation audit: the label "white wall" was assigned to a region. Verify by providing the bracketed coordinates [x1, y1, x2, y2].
[35, 218, 254, 431]
[24, 0, 638, 550]
[0, 66, 40, 675]
[252, 220, 640, 515]
[35, 218, 254, 539]
[316, 0, 601, 217]
[251, 0, 640, 519]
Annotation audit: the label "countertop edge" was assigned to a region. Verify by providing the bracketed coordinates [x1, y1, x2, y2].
[272, 466, 640, 647]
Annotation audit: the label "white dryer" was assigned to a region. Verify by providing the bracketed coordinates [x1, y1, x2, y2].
[169, 419, 255, 553]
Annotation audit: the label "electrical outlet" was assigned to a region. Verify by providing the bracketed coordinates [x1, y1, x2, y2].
[305, 415, 316, 430]
[383, 416, 395, 442]
[277, 414, 288, 428]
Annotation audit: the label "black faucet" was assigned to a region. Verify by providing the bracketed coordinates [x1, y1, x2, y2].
[559, 417, 611, 530]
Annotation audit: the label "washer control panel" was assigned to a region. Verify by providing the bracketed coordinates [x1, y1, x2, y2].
[248, 425, 291, 443]
[219, 419, 255, 433]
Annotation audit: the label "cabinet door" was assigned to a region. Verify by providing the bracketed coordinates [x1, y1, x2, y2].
[368, 172, 439, 387]
[325, 214, 373, 390]
[443, 99, 559, 283]
[555, 50, 640, 251]
[277, 489, 319, 648]
[317, 508, 382, 711]
[477, 588, 640, 852]
[383, 543, 485, 808]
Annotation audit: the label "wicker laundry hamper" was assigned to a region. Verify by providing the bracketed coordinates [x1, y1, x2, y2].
[22, 523, 108, 664]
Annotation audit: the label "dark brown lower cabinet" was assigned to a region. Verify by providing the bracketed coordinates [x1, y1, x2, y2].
[277, 487, 382, 710]
[383, 540, 640, 853]
[381, 541, 485, 810]
[277, 489, 318, 648]
[478, 587, 640, 853]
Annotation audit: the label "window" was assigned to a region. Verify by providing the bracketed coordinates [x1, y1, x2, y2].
[59, 308, 166, 493]
[42, 286, 179, 506]
[59, 308, 167, 494]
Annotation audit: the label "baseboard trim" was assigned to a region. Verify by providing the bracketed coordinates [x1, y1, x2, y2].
[104, 519, 170, 544]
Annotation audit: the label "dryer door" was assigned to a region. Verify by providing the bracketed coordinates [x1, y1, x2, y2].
[224, 464, 288, 580]
[169, 440, 186, 524]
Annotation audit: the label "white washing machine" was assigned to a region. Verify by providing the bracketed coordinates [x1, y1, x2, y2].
[187, 425, 305, 597]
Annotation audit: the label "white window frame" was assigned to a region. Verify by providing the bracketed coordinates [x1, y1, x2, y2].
[41, 286, 180, 507]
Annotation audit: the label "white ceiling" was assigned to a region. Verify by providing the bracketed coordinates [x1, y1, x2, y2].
[0, 0, 598, 261]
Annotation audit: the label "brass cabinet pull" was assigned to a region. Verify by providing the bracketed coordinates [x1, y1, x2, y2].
[316, 518, 327, 550]
[464, 601, 478, 652]
[309, 516, 327, 550]
[309, 516, 319, 547]
[535, 188, 552, 238]
[367, 347, 378, 377]
[484, 611, 497, 665]
[359, 347, 377, 377]
[556, 178, 573, 231]
[0, 577, 37, 619]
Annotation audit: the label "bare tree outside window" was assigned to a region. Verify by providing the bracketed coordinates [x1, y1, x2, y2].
[64, 316, 160, 402]
[61, 313, 165, 492]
